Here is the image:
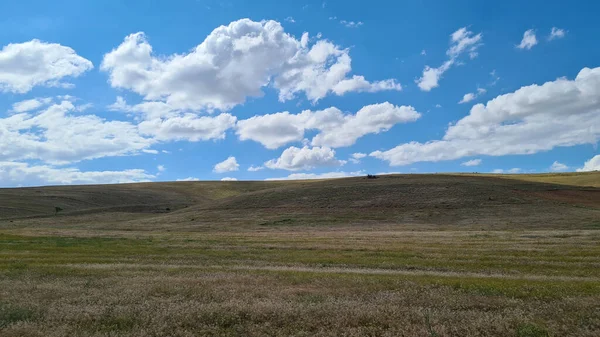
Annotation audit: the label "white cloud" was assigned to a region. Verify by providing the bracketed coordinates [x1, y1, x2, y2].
[549, 161, 568, 172]
[265, 146, 345, 171]
[214, 156, 239, 173]
[517, 29, 537, 50]
[372, 66, 600, 166]
[221, 177, 238, 181]
[459, 88, 486, 104]
[236, 111, 307, 149]
[108, 96, 237, 142]
[0, 100, 153, 164]
[248, 165, 264, 172]
[421, 50, 426, 56]
[266, 170, 363, 180]
[332, 77, 401, 95]
[138, 113, 237, 142]
[285, 17, 295, 23]
[549, 27, 566, 40]
[435, 104, 442, 108]
[416, 61, 453, 92]
[101, 19, 399, 112]
[349, 152, 366, 163]
[340, 20, 364, 28]
[157, 165, 166, 172]
[237, 102, 420, 149]
[0, 161, 154, 187]
[0, 40, 93, 94]
[310, 103, 419, 148]
[490, 70, 500, 86]
[461, 159, 482, 166]
[492, 168, 521, 174]
[11, 97, 53, 113]
[176, 177, 200, 181]
[416, 27, 482, 91]
[142, 149, 158, 154]
[577, 155, 600, 172]
[459, 93, 476, 104]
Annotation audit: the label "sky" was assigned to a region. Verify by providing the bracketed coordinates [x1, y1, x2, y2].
[0, 0, 599, 186]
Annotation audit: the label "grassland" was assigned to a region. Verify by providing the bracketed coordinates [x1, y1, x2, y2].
[0, 173, 599, 336]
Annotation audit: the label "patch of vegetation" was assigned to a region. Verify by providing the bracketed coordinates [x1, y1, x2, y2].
[0, 303, 37, 328]
[516, 323, 550, 337]
[258, 218, 297, 226]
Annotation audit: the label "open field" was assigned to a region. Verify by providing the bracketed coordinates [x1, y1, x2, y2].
[1, 173, 599, 336]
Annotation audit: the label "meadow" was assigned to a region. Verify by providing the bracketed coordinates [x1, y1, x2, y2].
[1, 173, 599, 336]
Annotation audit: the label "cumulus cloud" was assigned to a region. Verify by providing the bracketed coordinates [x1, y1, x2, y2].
[236, 111, 307, 149]
[416, 61, 453, 92]
[459, 88, 486, 104]
[549, 161, 568, 172]
[265, 146, 345, 171]
[108, 96, 237, 141]
[461, 159, 482, 166]
[138, 113, 236, 142]
[248, 165, 264, 172]
[0, 40, 93, 93]
[266, 170, 363, 180]
[459, 93, 476, 104]
[0, 100, 152, 164]
[549, 27, 566, 40]
[101, 19, 399, 112]
[221, 177, 238, 181]
[577, 155, 600, 172]
[517, 29, 537, 50]
[0, 161, 153, 187]
[349, 152, 366, 164]
[157, 165, 166, 172]
[214, 156, 239, 173]
[11, 97, 53, 113]
[237, 102, 420, 149]
[372, 66, 600, 166]
[416, 27, 482, 91]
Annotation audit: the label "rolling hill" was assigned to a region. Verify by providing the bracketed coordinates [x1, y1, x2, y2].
[1, 172, 598, 231]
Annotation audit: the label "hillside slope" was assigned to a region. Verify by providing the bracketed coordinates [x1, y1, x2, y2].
[1, 172, 597, 231]
[0, 181, 293, 220]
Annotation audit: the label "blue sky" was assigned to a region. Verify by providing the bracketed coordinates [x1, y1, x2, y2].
[0, 0, 599, 186]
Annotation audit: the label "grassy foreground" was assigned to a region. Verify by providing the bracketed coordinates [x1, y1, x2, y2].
[1, 173, 599, 336]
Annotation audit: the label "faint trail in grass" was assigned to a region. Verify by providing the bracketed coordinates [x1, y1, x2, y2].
[61, 263, 600, 282]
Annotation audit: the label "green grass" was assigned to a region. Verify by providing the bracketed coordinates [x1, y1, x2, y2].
[0, 302, 37, 328]
[516, 323, 550, 337]
[0, 173, 599, 336]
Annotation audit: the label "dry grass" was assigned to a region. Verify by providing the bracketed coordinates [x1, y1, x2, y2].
[461, 171, 600, 188]
[1, 173, 599, 336]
